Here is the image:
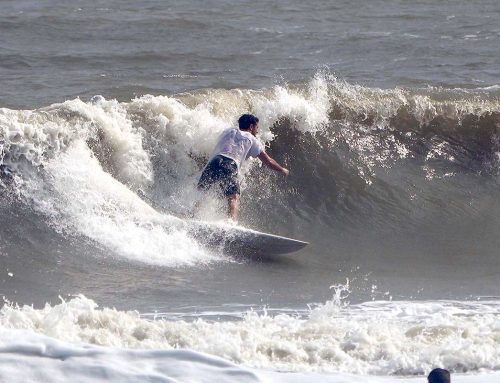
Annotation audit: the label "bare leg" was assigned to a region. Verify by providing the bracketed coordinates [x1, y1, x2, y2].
[189, 199, 200, 219]
[227, 194, 240, 221]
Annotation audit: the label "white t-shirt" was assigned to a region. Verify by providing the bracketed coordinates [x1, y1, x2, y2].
[210, 128, 264, 168]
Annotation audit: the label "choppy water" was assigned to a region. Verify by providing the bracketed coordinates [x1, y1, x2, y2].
[1, 0, 500, 108]
[0, 0, 499, 381]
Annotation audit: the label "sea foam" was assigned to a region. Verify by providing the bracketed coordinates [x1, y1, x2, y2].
[1, 295, 498, 376]
[1, 328, 498, 383]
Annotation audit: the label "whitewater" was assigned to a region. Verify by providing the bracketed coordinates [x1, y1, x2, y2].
[0, 294, 499, 382]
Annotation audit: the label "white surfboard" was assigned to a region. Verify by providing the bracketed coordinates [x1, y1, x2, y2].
[186, 220, 308, 257]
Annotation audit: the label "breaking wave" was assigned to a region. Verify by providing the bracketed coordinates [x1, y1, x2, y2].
[0, 72, 499, 266]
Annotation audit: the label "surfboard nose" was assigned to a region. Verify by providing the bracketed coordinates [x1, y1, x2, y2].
[186, 220, 308, 257]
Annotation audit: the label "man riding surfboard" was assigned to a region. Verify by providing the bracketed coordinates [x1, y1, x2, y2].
[197, 114, 289, 220]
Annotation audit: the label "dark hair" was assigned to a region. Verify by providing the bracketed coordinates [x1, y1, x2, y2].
[428, 368, 450, 383]
[238, 114, 259, 130]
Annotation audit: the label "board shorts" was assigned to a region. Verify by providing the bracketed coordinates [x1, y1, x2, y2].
[197, 155, 240, 196]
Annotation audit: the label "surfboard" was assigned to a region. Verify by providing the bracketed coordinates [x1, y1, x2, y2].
[186, 220, 308, 257]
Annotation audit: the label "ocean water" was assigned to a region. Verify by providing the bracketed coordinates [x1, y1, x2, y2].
[0, 1, 499, 382]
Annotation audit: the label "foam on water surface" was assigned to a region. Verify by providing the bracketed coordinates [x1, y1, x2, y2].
[1, 328, 498, 383]
[0, 295, 498, 377]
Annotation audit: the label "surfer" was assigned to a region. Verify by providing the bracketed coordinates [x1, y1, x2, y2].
[197, 114, 289, 220]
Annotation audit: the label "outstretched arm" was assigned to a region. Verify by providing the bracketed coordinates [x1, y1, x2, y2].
[258, 152, 289, 176]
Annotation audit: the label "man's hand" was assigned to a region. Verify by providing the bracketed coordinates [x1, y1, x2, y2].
[258, 152, 289, 177]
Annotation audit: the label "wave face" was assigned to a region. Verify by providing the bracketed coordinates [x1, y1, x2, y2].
[0, 74, 499, 305]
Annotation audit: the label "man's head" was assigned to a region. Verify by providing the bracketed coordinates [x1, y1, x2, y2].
[428, 368, 450, 383]
[238, 114, 259, 136]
